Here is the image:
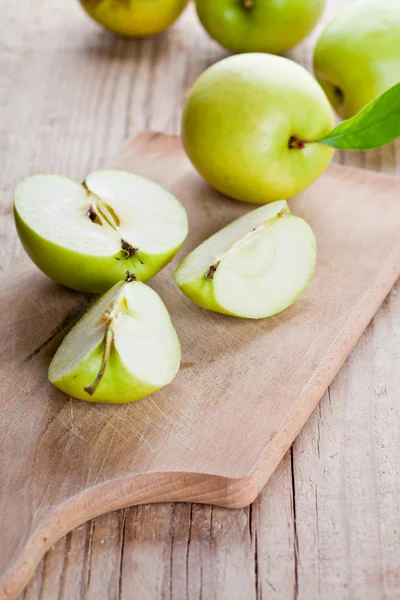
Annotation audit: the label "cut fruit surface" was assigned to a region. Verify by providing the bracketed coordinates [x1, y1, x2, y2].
[174, 201, 316, 319]
[48, 277, 181, 404]
[14, 171, 188, 293]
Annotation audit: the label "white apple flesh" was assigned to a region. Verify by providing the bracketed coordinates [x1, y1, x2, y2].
[48, 275, 181, 403]
[14, 170, 188, 293]
[174, 201, 316, 319]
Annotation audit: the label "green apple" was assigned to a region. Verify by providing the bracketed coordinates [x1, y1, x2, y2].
[196, 0, 325, 55]
[78, 0, 189, 37]
[174, 201, 316, 319]
[181, 53, 335, 204]
[14, 170, 188, 293]
[314, 0, 400, 119]
[49, 274, 181, 403]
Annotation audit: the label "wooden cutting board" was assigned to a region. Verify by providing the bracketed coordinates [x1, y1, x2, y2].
[1, 132, 400, 599]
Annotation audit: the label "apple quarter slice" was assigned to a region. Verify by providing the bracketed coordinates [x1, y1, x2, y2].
[48, 275, 181, 403]
[174, 201, 316, 319]
[14, 170, 188, 293]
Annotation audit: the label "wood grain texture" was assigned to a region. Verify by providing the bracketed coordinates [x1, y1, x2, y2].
[0, 1, 398, 599]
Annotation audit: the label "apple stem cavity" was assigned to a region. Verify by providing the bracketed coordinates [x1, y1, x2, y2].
[333, 85, 344, 104]
[242, 0, 254, 9]
[288, 136, 306, 150]
[84, 326, 114, 396]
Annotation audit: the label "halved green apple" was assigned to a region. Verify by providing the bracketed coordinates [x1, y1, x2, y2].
[14, 170, 188, 293]
[49, 274, 181, 403]
[174, 201, 316, 319]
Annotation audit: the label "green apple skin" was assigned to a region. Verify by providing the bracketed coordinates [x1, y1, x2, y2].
[175, 266, 315, 319]
[50, 342, 161, 404]
[175, 275, 229, 315]
[79, 0, 188, 37]
[181, 53, 335, 205]
[314, 0, 400, 119]
[196, 0, 325, 55]
[14, 209, 181, 294]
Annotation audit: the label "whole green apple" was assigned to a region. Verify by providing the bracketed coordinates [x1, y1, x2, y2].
[195, 0, 325, 54]
[314, 0, 400, 119]
[181, 53, 335, 204]
[79, 0, 188, 37]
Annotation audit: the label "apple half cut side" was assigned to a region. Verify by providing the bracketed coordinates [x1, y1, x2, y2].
[14, 170, 188, 293]
[48, 274, 181, 404]
[174, 201, 316, 319]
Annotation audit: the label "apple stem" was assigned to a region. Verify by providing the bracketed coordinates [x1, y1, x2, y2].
[288, 136, 306, 150]
[116, 240, 143, 264]
[84, 326, 114, 396]
[206, 262, 220, 280]
[242, 0, 254, 8]
[125, 271, 137, 283]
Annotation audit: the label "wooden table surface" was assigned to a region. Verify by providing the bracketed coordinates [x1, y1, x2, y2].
[2, 1, 399, 598]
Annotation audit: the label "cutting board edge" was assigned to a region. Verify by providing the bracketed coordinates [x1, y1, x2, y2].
[251, 244, 400, 488]
[0, 469, 260, 600]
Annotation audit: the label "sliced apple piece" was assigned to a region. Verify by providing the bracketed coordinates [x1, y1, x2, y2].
[48, 274, 181, 403]
[14, 170, 188, 293]
[174, 201, 316, 319]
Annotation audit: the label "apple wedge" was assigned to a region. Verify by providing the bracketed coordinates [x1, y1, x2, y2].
[174, 201, 316, 319]
[14, 170, 188, 293]
[48, 274, 181, 403]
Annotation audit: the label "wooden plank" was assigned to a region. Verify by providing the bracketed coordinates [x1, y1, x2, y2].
[0, 1, 397, 599]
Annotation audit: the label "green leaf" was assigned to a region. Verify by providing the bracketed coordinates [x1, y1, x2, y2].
[318, 81, 400, 151]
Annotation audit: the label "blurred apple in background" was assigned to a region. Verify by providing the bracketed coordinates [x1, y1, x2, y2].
[79, 0, 189, 37]
[182, 53, 335, 205]
[195, 0, 325, 54]
[314, 0, 400, 119]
